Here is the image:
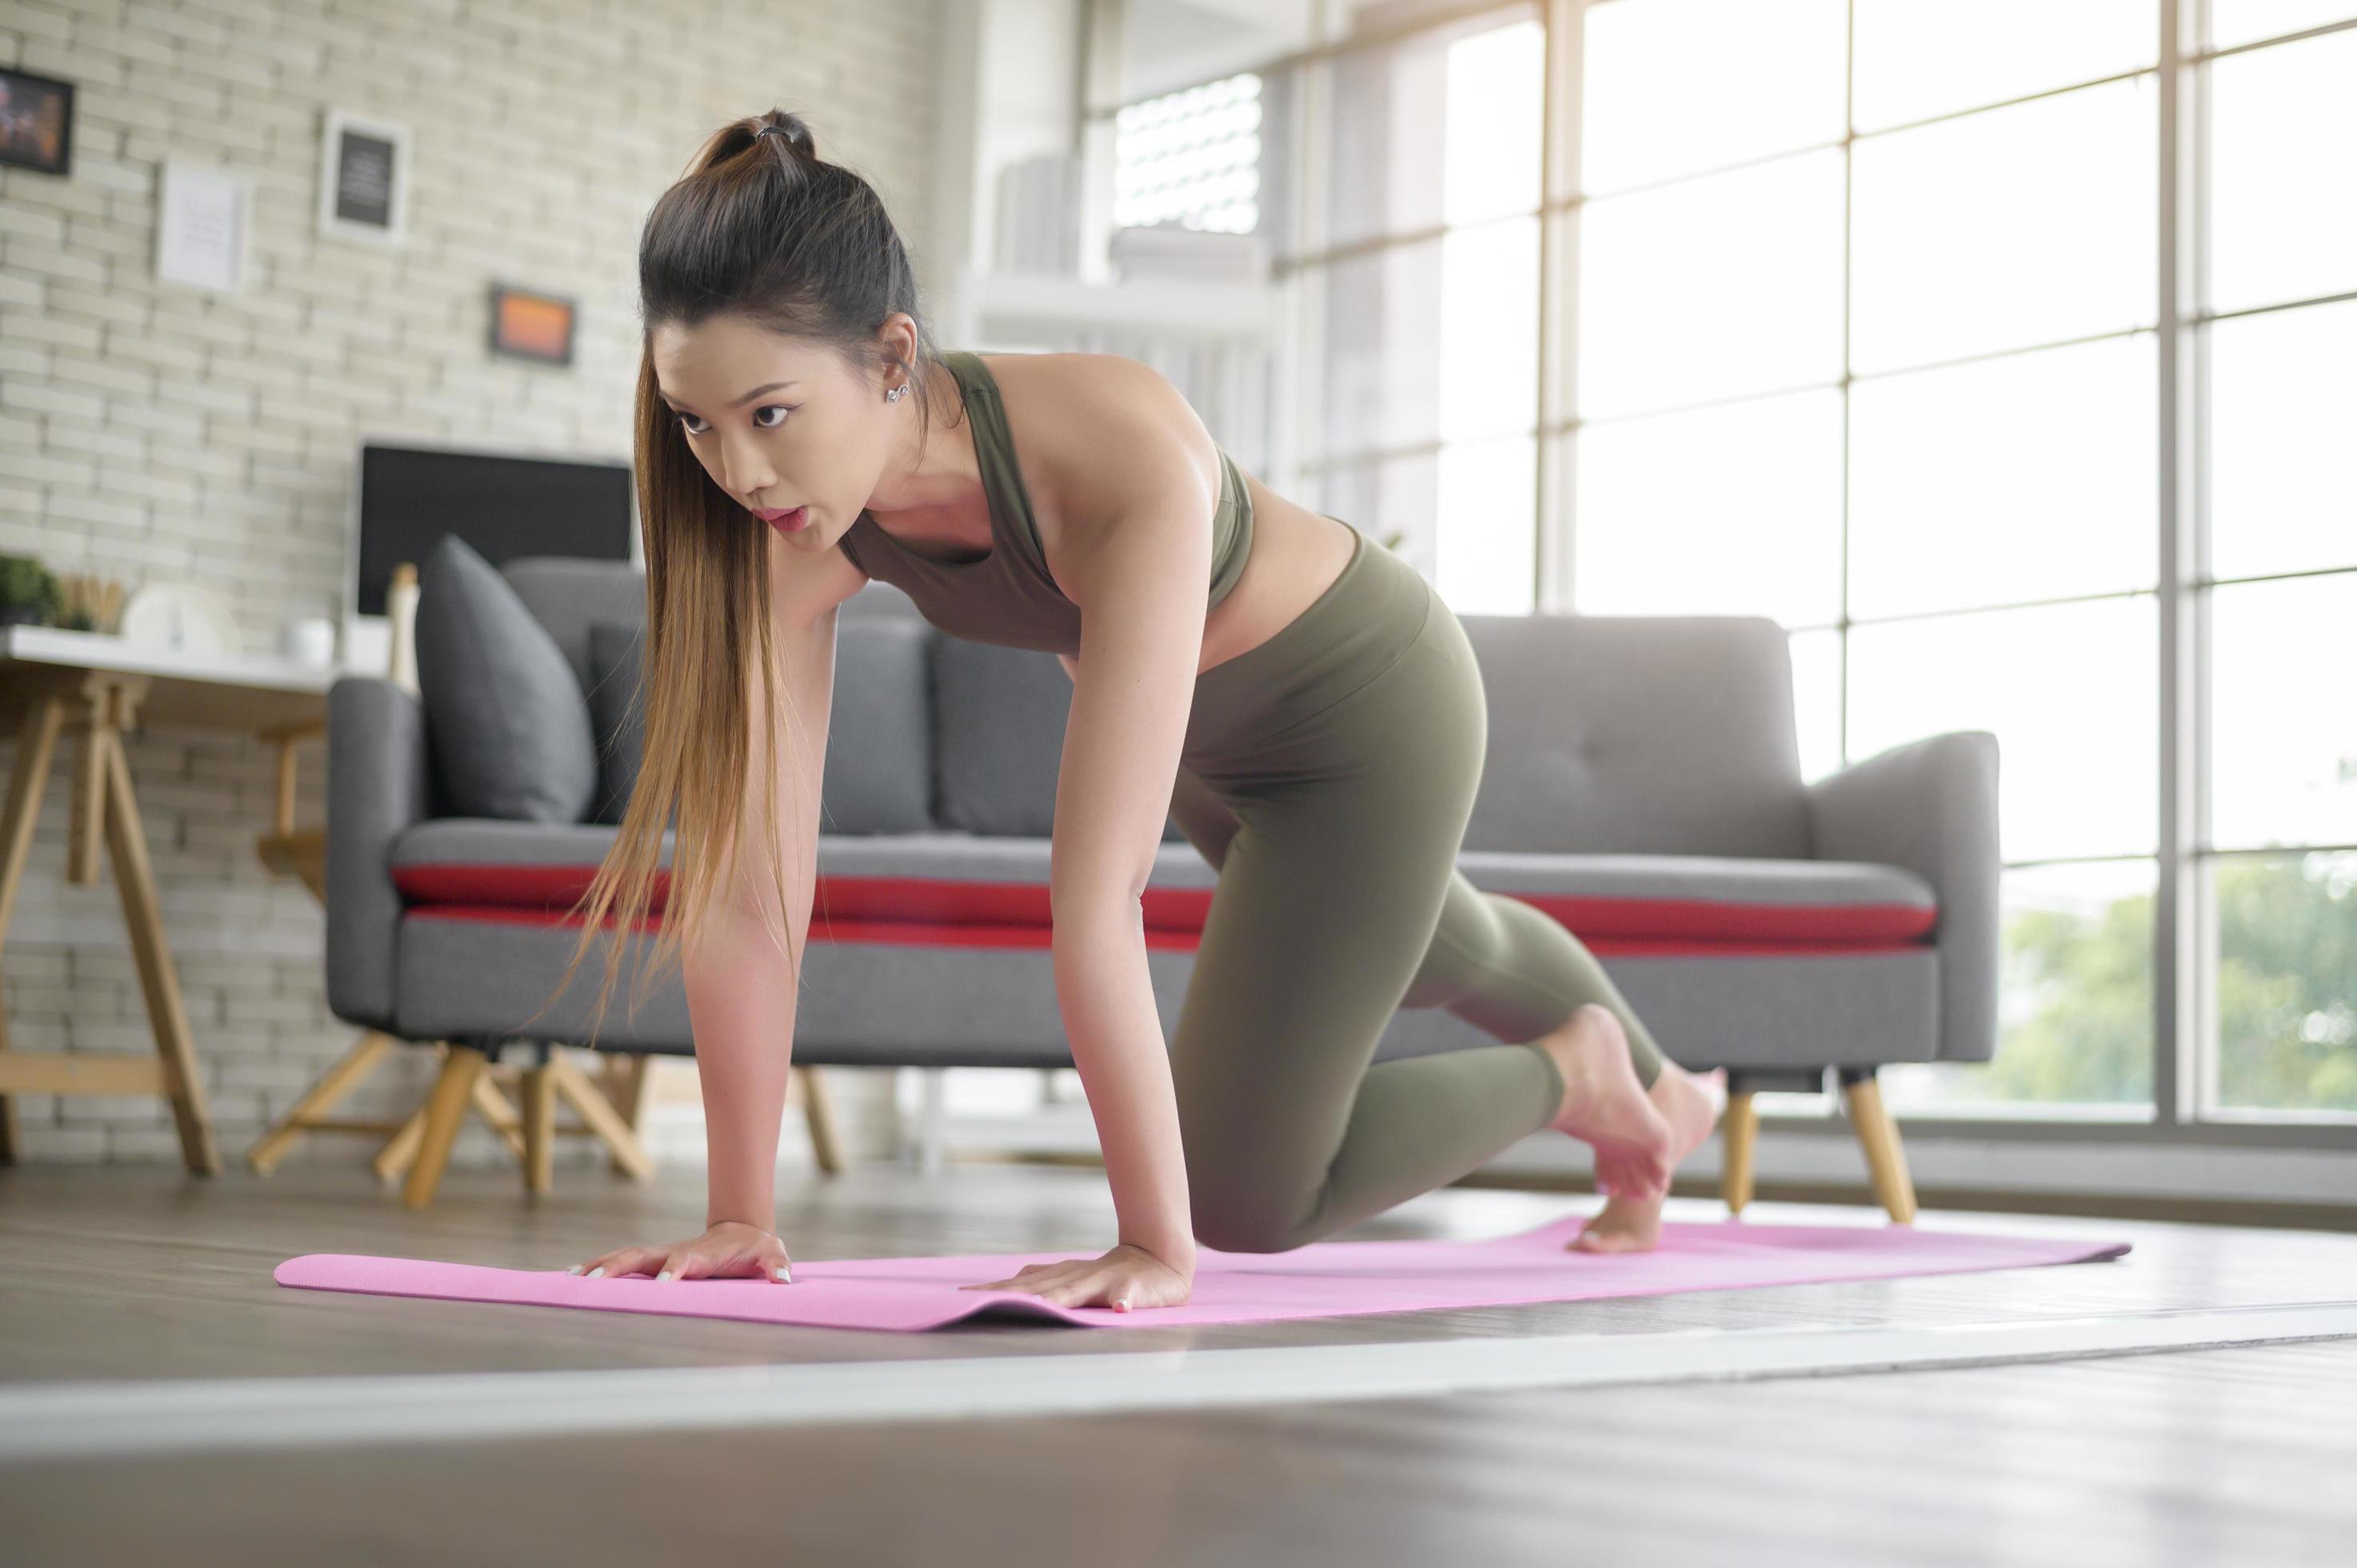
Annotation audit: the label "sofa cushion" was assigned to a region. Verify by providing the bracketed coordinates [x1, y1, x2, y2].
[822, 616, 934, 834]
[1459, 614, 1814, 858]
[414, 534, 598, 823]
[929, 637, 1186, 841]
[578, 616, 934, 834]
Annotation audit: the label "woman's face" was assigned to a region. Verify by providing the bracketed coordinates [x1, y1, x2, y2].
[649, 316, 901, 548]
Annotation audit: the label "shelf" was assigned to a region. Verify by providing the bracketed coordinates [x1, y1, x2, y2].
[963, 266, 1276, 337]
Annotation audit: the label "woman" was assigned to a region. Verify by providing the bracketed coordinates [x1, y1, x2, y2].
[557, 110, 1725, 1312]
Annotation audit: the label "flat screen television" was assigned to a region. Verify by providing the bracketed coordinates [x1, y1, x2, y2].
[350, 442, 636, 615]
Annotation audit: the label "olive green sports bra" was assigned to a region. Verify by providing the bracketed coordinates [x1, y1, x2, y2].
[835, 350, 1254, 657]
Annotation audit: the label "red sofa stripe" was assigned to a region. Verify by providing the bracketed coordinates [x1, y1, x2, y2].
[405, 904, 1926, 958]
[394, 862, 1936, 949]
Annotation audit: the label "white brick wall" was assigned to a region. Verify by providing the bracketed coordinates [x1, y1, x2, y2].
[0, 0, 944, 1168]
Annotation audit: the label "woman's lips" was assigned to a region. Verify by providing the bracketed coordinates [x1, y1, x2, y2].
[760, 506, 810, 533]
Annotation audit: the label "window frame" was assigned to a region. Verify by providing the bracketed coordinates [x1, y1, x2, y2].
[1090, 0, 2357, 1147]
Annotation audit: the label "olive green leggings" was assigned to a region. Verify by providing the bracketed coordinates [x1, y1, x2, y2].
[1169, 522, 1668, 1254]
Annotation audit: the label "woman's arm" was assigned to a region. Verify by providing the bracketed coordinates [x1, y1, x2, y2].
[682, 602, 841, 1232]
[1051, 906, 1198, 1270]
[1031, 362, 1222, 1282]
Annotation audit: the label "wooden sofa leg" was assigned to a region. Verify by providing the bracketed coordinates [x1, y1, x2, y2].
[798, 1066, 845, 1175]
[374, 1102, 427, 1183]
[520, 1058, 557, 1195]
[403, 1044, 488, 1210]
[549, 1054, 654, 1180]
[467, 1073, 529, 1162]
[598, 1053, 649, 1176]
[248, 1029, 398, 1175]
[1840, 1068, 1919, 1225]
[1720, 1084, 1759, 1217]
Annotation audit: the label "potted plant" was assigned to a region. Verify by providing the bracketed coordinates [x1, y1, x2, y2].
[0, 554, 63, 628]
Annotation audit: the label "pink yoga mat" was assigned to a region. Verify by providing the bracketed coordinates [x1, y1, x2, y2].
[274, 1212, 2130, 1333]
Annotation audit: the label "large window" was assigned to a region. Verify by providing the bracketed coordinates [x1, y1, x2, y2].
[1106, 0, 2355, 1133]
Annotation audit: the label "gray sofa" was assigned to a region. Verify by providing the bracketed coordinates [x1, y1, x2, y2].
[326, 555, 1999, 1219]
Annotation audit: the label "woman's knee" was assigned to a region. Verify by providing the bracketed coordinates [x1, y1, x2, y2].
[1181, 1129, 1324, 1253]
[1188, 1186, 1317, 1254]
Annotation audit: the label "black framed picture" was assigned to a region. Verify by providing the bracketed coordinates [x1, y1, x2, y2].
[316, 107, 409, 245]
[487, 283, 577, 366]
[0, 66, 74, 177]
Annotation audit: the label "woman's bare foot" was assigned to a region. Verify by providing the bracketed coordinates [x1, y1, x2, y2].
[1567, 1059, 1729, 1255]
[1534, 1004, 1674, 1205]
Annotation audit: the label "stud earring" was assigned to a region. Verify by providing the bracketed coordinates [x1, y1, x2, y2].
[886, 383, 908, 402]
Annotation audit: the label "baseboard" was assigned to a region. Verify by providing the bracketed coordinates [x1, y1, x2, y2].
[937, 1146, 2357, 1233]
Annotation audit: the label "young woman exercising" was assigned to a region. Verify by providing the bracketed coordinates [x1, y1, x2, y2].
[558, 110, 1726, 1311]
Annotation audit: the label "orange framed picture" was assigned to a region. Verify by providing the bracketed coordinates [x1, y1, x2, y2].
[488, 284, 577, 366]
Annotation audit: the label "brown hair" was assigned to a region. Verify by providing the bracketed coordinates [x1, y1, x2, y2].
[526, 108, 952, 1047]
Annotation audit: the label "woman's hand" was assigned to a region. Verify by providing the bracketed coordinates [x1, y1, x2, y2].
[957, 1242, 1192, 1312]
[566, 1219, 794, 1283]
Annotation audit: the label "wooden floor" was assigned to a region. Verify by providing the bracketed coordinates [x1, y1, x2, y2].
[4, 1158, 2355, 1565]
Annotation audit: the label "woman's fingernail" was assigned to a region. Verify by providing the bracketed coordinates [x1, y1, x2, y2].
[655, 1270, 674, 1282]
[585, 1267, 603, 1279]
[565, 1266, 581, 1275]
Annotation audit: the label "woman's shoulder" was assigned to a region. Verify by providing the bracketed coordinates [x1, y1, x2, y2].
[974, 351, 1219, 524]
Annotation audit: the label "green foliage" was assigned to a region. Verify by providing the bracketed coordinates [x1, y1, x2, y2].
[2216, 854, 2357, 1111]
[0, 555, 63, 621]
[1924, 854, 2355, 1111]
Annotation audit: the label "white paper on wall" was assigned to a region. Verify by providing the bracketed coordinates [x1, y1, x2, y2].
[155, 158, 251, 293]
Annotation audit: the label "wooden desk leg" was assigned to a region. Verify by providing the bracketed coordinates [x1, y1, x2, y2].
[95, 687, 220, 1176]
[0, 694, 68, 1166]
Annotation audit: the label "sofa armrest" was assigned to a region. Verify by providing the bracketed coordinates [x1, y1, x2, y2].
[1806, 730, 2001, 1063]
[326, 676, 433, 1032]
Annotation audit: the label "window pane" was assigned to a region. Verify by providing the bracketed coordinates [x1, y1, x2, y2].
[2214, 850, 2357, 1114]
[1580, 0, 1846, 193]
[1851, 78, 2155, 374]
[1789, 626, 1843, 783]
[2209, 29, 2357, 314]
[1114, 74, 1265, 234]
[1318, 442, 1531, 613]
[2211, 0, 2357, 48]
[1884, 860, 2156, 1110]
[1320, 220, 1538, 458]
[1321, 451, 1439, 575]
[1848, 598, 2158, 862]
[2211, 574, 2357, 851]
[1850, 336, 2157, 619]
[1327, 15, 1543, 250]
[1573, 389, 1843, 626]
[2210, 298, 2357, 581]
[1851, 0, 2155, 132]
[1436, 434, 1536, 614]
[1576, 150, 1844, 418]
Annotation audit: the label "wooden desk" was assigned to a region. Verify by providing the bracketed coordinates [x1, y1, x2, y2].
[0, 627, 357, 1174]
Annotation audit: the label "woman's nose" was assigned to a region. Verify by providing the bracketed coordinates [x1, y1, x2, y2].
[719, 440, 774, 502]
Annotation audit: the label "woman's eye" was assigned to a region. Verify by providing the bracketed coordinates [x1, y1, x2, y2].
[674, 406, 792, 436]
